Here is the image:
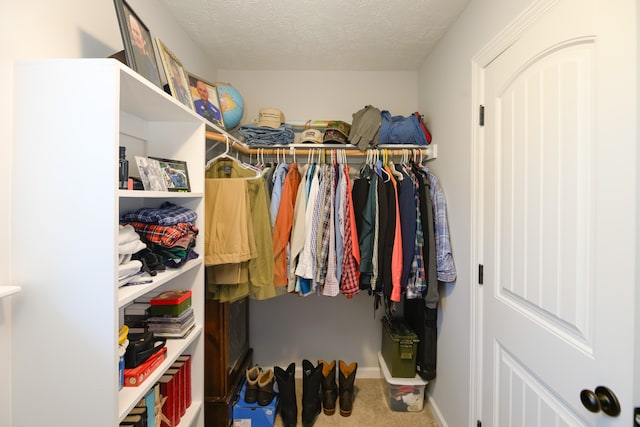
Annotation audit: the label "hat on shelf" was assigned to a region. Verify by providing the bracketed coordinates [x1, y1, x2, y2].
[257, 107, 284, 128]
[322, 120, 351, 144]
[299, 128, 324, 144]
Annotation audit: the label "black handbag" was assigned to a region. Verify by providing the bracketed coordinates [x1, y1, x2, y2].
[124, 331, 166, 369]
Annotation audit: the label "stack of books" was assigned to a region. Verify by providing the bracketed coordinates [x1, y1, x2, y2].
[147, 290, 195, 339]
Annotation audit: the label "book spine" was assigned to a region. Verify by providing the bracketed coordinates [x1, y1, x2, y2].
[176, 355, 192, 408]
[158, 375, 176, 427]
[171, 361, 186, 416]
[165, 368, 183, 420]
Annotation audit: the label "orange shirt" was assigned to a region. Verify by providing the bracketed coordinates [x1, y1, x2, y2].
[272, 163, 302, 286]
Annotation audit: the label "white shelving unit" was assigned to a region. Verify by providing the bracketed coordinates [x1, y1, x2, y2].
[11, 59, 207, 427]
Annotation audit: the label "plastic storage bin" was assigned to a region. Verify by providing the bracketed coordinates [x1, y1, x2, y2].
[378, 352, 428, 412]
[381, 318, 420, 378]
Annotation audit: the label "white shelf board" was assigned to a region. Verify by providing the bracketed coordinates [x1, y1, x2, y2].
[0, 286, 21, 299]
[118, 259, 203, 308]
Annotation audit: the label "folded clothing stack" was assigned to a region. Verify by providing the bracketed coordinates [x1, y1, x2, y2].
[118, 224, 146, 286]
[238, 123, 295, 146]
[120, 202, 199, 274]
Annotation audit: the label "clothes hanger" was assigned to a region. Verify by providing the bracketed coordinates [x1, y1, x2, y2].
[386, 149, 404, 181]
[206, 134, 261, 177]
[205, 134, 233, 169]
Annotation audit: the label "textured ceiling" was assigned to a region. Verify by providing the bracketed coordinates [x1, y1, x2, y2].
[159, 0, 470, 71]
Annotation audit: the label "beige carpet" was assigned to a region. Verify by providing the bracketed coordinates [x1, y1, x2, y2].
[272, 378, 439, 427]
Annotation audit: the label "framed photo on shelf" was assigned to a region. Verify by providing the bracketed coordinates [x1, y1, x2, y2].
[187, 73, 226, 129]
[155, 38, 193, 110]
[149, 157, 191, 192]
[135, 156, 167, 192]
[113, 0, 162, 88]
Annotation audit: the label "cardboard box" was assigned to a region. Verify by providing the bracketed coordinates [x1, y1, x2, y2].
[378, 352, 428, 412]
[233, 380, 278, 427]
[380, 317, 420, 378]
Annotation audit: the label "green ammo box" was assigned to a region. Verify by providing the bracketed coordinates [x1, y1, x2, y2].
[381, 318, 420, 378]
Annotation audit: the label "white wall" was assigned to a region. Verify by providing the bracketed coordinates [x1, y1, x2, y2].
[217, 69, 419, 373]
[0, 1, 217, 425]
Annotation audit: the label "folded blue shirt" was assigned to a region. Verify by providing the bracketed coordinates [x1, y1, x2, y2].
[120, 202, 197, 226]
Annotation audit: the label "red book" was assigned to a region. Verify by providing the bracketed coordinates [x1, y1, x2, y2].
[171, 361, 187, 415]
[176, 355, 192, 408]
[123, 347, 167, 387]
[158, 374, 177, 427]
[165, 368, 183, 419]
[150, 290, 192, 306]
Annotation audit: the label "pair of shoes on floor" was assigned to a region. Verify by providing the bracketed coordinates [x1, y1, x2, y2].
[244, 365, 275, 406]
[274, 359, 358, 427]
[319, 360, 358, 417]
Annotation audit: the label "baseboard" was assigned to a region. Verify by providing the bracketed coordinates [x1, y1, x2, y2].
[292, 365, 383, 379]
[428, 396, 447, 427]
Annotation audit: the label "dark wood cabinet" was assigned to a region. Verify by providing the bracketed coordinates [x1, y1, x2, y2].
[204, 297, 252, 427]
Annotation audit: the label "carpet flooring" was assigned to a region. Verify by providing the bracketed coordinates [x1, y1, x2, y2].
[272, 378, 439, 427]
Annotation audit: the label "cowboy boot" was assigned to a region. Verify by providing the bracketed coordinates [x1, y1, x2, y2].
[274, 363, 297, 427]
[244, 365, 261, 404]
[257, 368, 276, 406]
[338, 360, 358, 417]
[318, 360, 338, 415]
[301, 359, 322, 427]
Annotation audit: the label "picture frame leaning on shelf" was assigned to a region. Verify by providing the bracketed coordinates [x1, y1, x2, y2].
[149, 157, 191, 192]
[156, 38, 194, 111]
[113, 0, 162, 88]
[187, 72, 226, 130]
[135, 156, 167, 192]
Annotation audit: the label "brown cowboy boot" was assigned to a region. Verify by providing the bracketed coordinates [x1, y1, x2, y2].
[338, 360, 358, 417]
[318, 360, 338, 415]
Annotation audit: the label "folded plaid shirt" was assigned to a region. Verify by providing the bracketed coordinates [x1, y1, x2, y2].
[125, 222, 198, 248]
[120, 202, 197, 226]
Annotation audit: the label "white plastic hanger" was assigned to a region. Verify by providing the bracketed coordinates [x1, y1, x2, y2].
[205, 134, 261, 177]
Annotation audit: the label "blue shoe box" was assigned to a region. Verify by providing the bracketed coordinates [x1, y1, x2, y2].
[232, 380, 278, 427]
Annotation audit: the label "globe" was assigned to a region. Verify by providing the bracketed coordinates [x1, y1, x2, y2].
[215, 82, 244, 129]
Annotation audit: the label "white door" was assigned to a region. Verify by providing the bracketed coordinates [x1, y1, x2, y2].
[480, 0, 636, 425]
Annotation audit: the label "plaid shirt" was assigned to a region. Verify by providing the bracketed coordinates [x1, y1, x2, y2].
[315, 166, 333, 288]
[406, 173, 426, 299]
[340, 166, 360, 298]
[424, 167, 457, 282]
[323, 164, 340, 297]
[125, 221, 198, 248]
[120, 202, 197, 226]
[309, 167, 324, 292]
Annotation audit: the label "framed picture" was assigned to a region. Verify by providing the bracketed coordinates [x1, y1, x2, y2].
[149, 157, 191, 192]
[135, 156, 167, 192]
[187, 73, 226, 129]
[155, 38, 193, 110]
[113, 0, 162, 88]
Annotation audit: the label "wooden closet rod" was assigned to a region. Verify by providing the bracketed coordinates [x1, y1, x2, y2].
[206, 131, 436, 159]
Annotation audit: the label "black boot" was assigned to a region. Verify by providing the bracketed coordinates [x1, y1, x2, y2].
[274, 363, 297, 427]
[338, 360, 358, 417]
[301, 359, 322, 427]
[318, 360, 337, 415]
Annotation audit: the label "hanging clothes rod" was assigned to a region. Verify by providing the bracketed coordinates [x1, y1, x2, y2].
[205, 131, 437, 159]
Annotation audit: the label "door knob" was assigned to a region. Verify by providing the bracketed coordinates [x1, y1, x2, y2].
[580, 386, 621, 417]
